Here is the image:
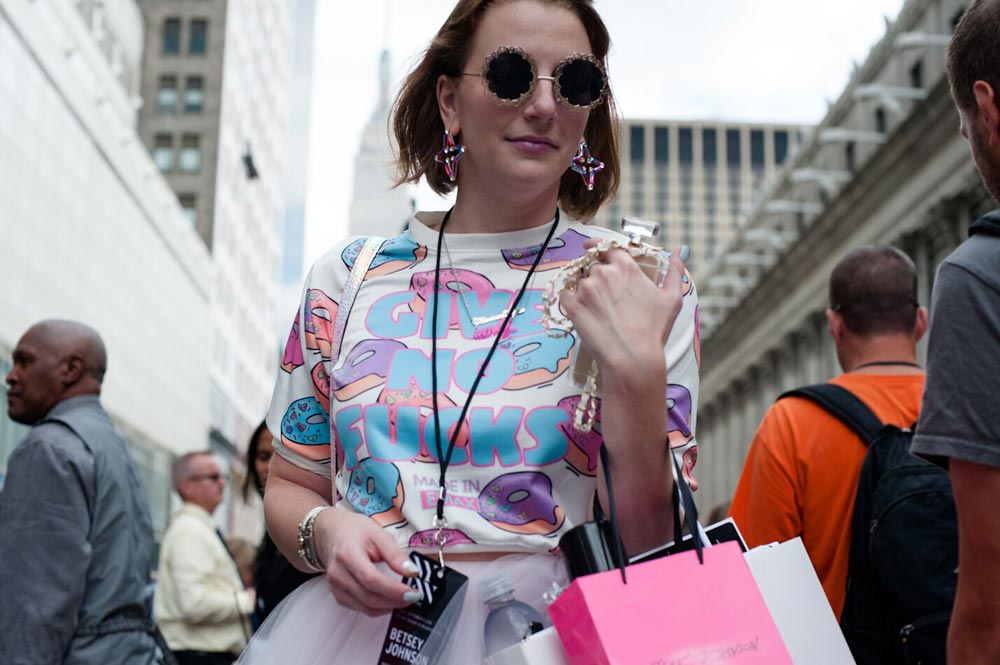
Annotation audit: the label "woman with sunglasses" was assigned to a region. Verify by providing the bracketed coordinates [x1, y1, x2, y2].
[240, 1, 699, 662]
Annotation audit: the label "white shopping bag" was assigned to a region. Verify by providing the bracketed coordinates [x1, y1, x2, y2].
[485, 627, 569, 665]
[744, 538, 856, 665]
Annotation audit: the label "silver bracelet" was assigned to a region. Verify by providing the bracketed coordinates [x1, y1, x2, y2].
[297, 506, 332, 573]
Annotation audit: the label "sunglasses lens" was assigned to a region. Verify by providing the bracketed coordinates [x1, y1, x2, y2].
[558, 58, 605, 107]
[485, 51, 534, 101]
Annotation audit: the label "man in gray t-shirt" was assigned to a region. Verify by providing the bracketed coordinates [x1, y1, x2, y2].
[910, 2, 1000, 662]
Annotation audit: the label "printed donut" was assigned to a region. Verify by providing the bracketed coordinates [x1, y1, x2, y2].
[281, 315, 304, 373]
[341, 235, 427, 277]
[672, 439, 699, 492]
[332, 339, 406, 401]
[667, 384, 698, 491]
[478, 471, 565, 535]
[557, 395, 603, 477]
[682, 267, 695, 297]
[498, 330, 574, 390]
[408, 268, 496, 329]
[280, 397, 330, 461]
[311, 364, 330, 410]
[667, 384, 693, 442]
[408, 528, 475, 550]
[345, 458, 405, 526]
[303, 289, 338, 358]
[378, 383, 470, 463]
[503, 229, 588, 272]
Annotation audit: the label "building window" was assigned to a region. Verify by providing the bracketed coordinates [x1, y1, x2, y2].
[654, 127, 669, 164]
[875, 108, 887, 134]
[910, 60, 924, 89]
[153, 134, 174, 172]
[726, 128, 741, 167]
[845, 141, 856, 172]
[679, 127, 693, 165]
[630, 125, 645, 163]
[156, 75, 177, 113]
[184, 76, 204, 112]
[702, 128, 717, 167]
[162, 18, 181, 55]
[750, 129, 765, 168]
[179, 134, 202, 172]
[189, 19, 208, 55]
[178, 193, 197, 226]
[774, 130, 789, 164]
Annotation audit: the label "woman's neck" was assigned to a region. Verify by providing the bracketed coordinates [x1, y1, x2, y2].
[445, 182, 561, 234]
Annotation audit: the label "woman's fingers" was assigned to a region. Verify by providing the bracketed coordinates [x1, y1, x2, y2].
[327, 546, 420, 615]
[662, 246, 688, 294]
[319, 511, 422, 616]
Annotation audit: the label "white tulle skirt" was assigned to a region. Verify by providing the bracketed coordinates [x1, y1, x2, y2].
[237, 553, 567, 665]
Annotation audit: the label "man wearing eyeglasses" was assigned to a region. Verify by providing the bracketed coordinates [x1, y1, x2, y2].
[155, 452, 253, 665]
[0, 320, 164, 664]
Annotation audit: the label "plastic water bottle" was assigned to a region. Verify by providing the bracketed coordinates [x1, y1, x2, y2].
[481, 573, 546, 658]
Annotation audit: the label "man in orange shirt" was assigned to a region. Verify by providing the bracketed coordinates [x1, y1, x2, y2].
[729, 246, 926, 618]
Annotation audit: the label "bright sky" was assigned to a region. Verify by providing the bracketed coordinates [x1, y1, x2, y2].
[301, 0, 906, 269]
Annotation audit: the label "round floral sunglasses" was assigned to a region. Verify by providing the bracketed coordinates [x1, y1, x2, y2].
[461, 46, 608, 110]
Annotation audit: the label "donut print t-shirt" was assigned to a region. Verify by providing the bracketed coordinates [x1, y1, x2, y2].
[267, 211, 701, 554]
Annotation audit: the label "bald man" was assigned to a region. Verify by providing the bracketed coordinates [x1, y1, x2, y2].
[0, 320, 166, 664]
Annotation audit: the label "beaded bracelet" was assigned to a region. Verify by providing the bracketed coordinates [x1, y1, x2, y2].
[297, 506, 332, 573]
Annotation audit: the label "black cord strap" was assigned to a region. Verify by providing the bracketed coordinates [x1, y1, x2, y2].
[431, 208, 561, 523]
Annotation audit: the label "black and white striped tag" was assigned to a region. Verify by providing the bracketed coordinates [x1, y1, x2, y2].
[379, 553, 469, 665]
[408, 554, 441, 606]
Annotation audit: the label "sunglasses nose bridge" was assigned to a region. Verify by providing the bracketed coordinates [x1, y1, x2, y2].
[527, 75, 560, 107]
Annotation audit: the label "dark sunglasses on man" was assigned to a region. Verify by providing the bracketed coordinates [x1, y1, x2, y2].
[462, 46, 607, 109]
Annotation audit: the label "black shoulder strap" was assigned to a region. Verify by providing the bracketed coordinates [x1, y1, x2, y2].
[779, 384, 884, 445]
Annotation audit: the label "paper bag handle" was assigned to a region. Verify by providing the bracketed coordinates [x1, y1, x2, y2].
[599, 444, 704, 584]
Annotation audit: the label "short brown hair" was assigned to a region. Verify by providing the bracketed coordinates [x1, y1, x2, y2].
[947, 0, 1000, 113]
[392, 0, 620, 220]
[828, 246, 919, 337]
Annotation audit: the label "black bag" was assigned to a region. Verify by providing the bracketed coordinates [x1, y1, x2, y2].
[781, 384, 957, 665]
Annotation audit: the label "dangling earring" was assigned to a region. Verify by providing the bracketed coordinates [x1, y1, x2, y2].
[570, 139, 605, 191]
[434, 130, 465, 183]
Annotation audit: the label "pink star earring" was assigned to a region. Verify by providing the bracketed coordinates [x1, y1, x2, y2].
[570, 139, 605, 191]
[434, 130, 465, 183]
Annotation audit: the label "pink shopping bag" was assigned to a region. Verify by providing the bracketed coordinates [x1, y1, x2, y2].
[548, 540, 792, 665]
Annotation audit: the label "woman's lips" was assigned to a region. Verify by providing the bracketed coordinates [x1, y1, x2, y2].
[508, 136, 556, 154]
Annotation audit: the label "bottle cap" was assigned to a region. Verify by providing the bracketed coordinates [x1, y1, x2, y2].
[479, 572, 513, 602]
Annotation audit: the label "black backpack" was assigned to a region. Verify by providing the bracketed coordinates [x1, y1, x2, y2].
[781, 384, 957, 665]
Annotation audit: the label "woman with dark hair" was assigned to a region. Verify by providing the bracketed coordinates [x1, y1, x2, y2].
[241, 422, 317, 627]
[240, 1, 700, 662]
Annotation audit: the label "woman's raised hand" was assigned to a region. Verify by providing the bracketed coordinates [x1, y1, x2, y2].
[560, 242, 689, 376]
[313, 508, 421, 616]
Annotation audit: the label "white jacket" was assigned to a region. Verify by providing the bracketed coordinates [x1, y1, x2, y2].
[154, 503, 252, 654]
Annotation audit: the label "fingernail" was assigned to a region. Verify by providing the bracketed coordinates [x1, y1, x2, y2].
[403, 590, 423, 603]
[402, 561, 419, 574]
[679, 245, 690, 262]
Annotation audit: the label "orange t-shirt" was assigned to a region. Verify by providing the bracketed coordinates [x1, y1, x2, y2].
[729, 373, 924, 618]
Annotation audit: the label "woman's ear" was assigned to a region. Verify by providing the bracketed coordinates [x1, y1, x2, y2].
[436, 74, 461, 135]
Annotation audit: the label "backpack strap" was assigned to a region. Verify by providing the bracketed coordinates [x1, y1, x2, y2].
[779, 383, 884, 445]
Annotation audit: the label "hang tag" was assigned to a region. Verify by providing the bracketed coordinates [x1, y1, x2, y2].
[378, 552, 469, 665]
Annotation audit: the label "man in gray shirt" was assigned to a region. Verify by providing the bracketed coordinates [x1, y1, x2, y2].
[0, 320, 165, 664]
[910, 1, 1000, 662]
